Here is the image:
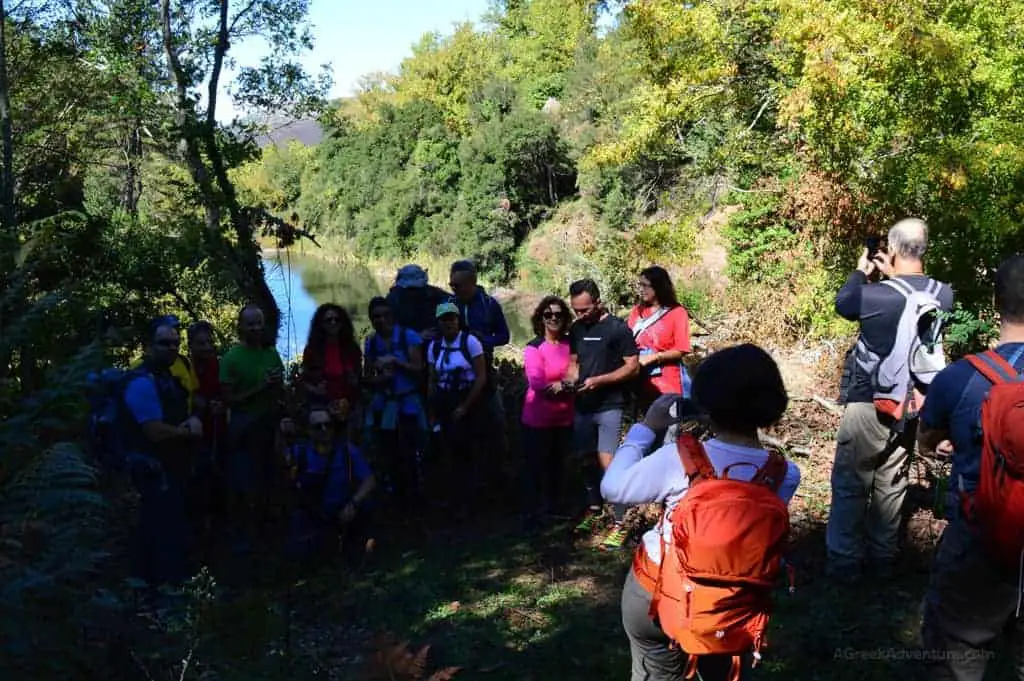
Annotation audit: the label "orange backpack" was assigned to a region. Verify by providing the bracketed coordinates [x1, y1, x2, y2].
[650, 432, 791, 681]
[961, 349, 1024, 574]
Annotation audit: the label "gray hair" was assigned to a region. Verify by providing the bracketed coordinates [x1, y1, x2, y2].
[888, 218, 929, 260]
[450, 259, 478, 276]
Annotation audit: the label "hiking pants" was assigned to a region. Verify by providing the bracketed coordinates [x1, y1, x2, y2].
[920, 519, 1024, 680]
[433, 390, 487, 507]
[826, 401, 914, 571]
[521, 425, 572, 516]
[378, 413, 422, 508]
[132, 468, 190, 586]
[621, 570, 748, 681]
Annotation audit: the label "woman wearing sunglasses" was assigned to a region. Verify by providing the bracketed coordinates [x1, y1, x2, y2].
[521, 295, 575, 527]
[302, 304, 362, 419]
[628, 266, 692, 412]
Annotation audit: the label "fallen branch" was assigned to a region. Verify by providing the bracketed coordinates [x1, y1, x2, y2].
[505, 607, 547, 626]
[811, 394, 844, 417]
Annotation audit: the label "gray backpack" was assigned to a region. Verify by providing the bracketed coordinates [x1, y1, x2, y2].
[854, 277, 946, 423]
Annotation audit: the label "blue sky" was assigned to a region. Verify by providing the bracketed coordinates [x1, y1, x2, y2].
[220, 0, 492, 121]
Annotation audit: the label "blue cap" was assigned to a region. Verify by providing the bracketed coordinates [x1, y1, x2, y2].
[396, 264, 428, 289]
[148, 314, 181, 339]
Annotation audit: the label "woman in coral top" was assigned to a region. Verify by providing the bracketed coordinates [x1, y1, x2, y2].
[521, 295, 575, 526]
[628, 266, 692, 411]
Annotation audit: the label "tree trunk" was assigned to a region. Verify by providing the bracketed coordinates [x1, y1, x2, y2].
[0, 0, 18, 381]
[158, 0, 280, 344]
[120, 120, 142, 214]
[0, 0, 15, 246]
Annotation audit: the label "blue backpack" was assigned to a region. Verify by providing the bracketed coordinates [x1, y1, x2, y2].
[87, 362, 192, 473]
[86, 367, 147, 472]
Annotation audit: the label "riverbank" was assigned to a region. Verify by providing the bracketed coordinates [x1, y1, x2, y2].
[261, 239, 543, 353]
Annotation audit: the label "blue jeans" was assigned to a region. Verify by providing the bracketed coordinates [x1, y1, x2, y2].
[132, 468, 190, 586]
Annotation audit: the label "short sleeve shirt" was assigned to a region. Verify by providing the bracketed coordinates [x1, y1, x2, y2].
[428, 331, 484, 392]
[364, 326, 423, 396]
[219, 344, 285, 416]
[570, 313, 639, 413]
[124, 375, 163, 425]
[627, 305, 692, 395]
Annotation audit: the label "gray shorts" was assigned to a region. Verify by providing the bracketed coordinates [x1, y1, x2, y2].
[574, 408, 624, 456]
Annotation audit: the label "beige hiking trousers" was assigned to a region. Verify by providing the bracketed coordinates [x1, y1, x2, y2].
[825, 401, 915, 571]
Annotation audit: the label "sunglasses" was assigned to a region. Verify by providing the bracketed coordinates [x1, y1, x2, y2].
[542, 311, 565, 320]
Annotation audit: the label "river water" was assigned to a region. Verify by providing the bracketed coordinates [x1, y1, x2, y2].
[263, 252, 533, 361]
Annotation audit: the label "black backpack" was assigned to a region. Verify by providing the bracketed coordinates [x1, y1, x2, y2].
[387, 286, 450, 334]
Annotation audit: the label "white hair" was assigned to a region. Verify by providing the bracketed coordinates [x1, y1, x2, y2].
[888, 218, 929, 260]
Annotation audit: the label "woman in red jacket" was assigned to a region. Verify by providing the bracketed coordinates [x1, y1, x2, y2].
[302, 304, 362, 420]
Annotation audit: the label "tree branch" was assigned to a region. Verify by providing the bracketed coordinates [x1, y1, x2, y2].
[228, 0, 260, 34]
[206, 0, 230, 130]
[160, 0, 220, 233]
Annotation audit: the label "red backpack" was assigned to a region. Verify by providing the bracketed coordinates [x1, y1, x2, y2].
[961, 349, 1024, 572]
[650, 432, 792, 681]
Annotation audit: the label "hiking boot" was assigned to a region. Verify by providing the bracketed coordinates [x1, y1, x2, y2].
[574, 507, 604, 534]
[598, 523, 629, 552]
[869, 559, 898, 580]
[825, 559, 863, 585]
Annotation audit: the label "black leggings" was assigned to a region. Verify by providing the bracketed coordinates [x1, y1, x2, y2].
[377, 414, 422, 507]
[521, 425, 572, 515]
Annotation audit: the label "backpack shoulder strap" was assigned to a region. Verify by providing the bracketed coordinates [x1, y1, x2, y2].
[966, 350, 1020, 386]
[881, 277, 915, 298]
[675, 432, 717, 485]
[428, 336, 440, 366]
[458, 331, 473, 366]
[751, 450, 789, 493]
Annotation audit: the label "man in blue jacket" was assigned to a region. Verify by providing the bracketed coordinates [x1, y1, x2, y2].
[448, 259, 511, 467]
[448, 259, 511, 355]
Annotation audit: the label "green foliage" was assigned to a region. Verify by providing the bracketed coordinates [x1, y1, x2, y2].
[632, 217, 698, 264]
[941, 303, 999, 360]
[676, 273, 721, 325]
[722, 194, 800, 285]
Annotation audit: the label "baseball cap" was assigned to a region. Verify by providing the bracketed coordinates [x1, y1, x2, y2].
[435, 301, 459, 319]
[148, 314, 181, 339]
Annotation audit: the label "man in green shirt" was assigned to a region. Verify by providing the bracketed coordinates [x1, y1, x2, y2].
[221, 304, 284, 551]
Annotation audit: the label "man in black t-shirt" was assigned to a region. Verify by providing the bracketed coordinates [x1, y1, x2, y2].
[567, 278, 639, 548]
[826, 218, 954, 582]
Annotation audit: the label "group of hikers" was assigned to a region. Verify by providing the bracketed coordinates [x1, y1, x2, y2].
[89, 219, 1024, 681]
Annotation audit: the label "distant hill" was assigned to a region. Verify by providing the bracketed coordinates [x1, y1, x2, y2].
[255, 118, 324, 148]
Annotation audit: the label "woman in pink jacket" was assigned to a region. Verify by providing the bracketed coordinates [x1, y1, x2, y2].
[521, 295, 575, 526]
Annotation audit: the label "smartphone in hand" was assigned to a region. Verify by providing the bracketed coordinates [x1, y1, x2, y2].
[865, 236, 881, 260]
